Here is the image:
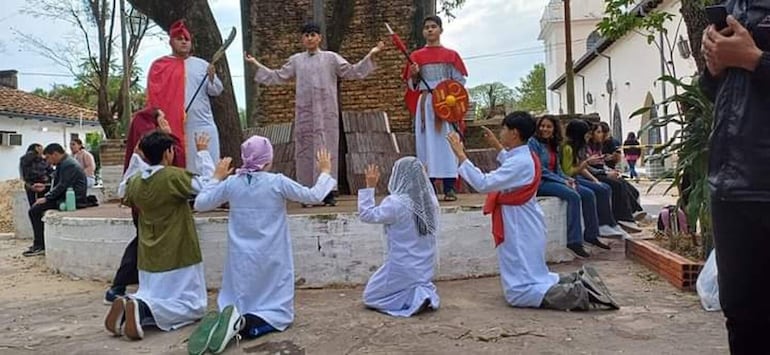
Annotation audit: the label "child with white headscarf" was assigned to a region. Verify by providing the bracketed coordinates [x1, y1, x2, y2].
[190, 135, 336, 354]
[357, 157, 440, 317]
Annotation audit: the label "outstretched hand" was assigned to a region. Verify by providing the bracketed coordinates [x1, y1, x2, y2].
[244, 52, 260, 66]
[446, 132, 468, 163]
[481, 126, 503, 151]
[195, 132, 211, 152]
[157, 115, 172, 134]
[213, 157, 233, 181]
[364, 164, 380, 188]
[317, 148, 332, 174]
[370, 41, 386, 55]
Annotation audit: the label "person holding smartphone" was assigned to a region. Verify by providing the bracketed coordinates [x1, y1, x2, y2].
[701, 3, 770, 354]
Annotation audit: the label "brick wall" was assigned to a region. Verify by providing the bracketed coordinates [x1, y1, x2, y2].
[243, 0, 416, 132]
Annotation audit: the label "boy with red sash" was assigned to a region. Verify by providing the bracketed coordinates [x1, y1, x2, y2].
[448, 112, 619, 311]
[404, 15, 468, 201]
[146, 20, 223, 174]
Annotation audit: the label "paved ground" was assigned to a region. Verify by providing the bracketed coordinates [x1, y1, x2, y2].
[0, 180, 729, 355]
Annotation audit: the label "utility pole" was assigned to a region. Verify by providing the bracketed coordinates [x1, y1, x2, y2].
[119, 0, 131, 126]
[563, 0, 576, 115]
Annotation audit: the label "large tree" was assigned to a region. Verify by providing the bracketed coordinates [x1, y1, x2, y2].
[469, 82, 514, 119]
[18, 0, 150, 138]
[512, 63, 547, 114]
[127, 0, 243, 165]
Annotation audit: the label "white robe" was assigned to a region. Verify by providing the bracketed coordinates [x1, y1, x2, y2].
[126, 152, 215, 331]
[184, 56, 223, 175]
[411, 64, 465, 179]
[357, 188, 440, 317]
[193, 172, 336, 331]
[458, 145, 559, 307]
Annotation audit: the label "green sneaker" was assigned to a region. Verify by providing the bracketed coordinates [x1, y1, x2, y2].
[188, 311, 220, 355]
[208, 305, 245, 354]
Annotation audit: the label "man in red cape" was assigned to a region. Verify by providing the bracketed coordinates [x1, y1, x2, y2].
[402, 15, 468, 202]
[146, 20, 223, 174]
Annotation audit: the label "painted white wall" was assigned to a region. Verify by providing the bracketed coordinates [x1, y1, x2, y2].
[44, 197, 573, 289]
[546, 0, 698, 149]
[0, 115, 103, 181]
[540, 0, 605, 112]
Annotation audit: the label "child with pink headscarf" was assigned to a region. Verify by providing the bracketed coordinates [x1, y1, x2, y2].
[190, 135, 335, 354]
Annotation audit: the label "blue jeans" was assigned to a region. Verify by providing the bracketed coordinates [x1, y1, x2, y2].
[575, 176, 616, 227]
[627, 160, 638, 179]
[538, 180, 600, 245]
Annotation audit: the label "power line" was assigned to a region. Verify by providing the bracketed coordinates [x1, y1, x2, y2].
[17, 38, 591, 79]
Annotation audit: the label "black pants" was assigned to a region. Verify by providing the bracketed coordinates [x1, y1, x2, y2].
[28, 200, 60, 249]
[712, 200, 770, 354]
[430, 178, 457, 195]
[112, 210, 140, 288]
[597, 176, 635, 222]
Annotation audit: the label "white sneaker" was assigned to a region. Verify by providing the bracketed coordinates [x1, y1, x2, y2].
[599, 225, 623, 238]
[618, 220, 642, 234]
[207, 305, 245, 354]
[633, 211, 648, 221]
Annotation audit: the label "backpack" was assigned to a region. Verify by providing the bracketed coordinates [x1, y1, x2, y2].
[657, 205, 689, 234]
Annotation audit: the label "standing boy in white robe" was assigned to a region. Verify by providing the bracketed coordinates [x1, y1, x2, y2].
[448, 112, 620, 311]
[406, 15, 468, 201]
[245, 22, 384, 206]
[192, 136, 336, 353]
[104, 131, 218, 340]
[358, 157, 440, 317]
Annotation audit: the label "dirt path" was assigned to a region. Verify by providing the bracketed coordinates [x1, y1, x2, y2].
[0, 234, 726, 355]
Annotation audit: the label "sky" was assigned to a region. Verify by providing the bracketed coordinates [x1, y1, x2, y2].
[0, 0, 549, 109]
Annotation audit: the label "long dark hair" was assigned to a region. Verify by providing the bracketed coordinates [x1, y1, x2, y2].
[535, 116, 563, 151]
[565, 120, 591, 164]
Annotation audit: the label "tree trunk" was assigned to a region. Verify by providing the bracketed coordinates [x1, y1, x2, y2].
[126, 0, 243, 166]
[411, 0, 437, 48]
[679, 0, 709, 74]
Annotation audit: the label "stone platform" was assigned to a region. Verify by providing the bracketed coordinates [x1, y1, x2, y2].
[42, 195, 571, 289]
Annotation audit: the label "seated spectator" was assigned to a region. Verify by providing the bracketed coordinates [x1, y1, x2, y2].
[70, 138, 97, 188]
[19, 143, 52, 206]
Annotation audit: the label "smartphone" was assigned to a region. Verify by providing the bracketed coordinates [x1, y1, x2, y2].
[705, 5, 728, 31]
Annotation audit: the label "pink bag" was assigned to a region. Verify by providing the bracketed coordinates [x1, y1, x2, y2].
[657, 205, 690, 234]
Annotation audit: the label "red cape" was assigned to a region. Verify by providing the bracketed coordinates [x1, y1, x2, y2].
[146, 56, 187, 167]
[402, 46, 468, 117]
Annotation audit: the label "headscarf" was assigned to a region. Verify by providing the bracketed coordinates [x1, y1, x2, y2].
[388, 157, 439, 236]
[169, 20, 191, 40]
[236, 135, 273, 175]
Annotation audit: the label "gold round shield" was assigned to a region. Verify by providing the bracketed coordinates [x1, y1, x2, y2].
[432, 80, 469, 123]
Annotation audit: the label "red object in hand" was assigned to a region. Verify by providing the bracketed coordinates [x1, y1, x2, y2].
[390, 33, 409, 57]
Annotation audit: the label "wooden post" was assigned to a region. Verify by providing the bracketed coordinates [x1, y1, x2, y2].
[313, 0, 327, 50]
[564, 0, 576, 115]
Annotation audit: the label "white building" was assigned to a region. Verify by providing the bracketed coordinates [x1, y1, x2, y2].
[540, 0, 698, 153]
[0, 70, 103, 181]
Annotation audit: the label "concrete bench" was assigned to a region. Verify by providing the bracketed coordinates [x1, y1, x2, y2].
[43, 196, 571, 289]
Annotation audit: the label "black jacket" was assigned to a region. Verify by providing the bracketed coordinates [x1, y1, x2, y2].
[701, 0, 770, 202]
[19, 152, 52, 187]
[44, 155, 88, 204]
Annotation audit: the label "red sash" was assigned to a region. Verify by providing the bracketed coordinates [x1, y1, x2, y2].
[482, 152, 542, 247]
[147, 56, 187, 167]
[402, 47, 468, 116]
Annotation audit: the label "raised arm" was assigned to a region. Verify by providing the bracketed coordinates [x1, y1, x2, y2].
[358, 189, 400, 225]
[248, 53, 296, 85]
[335, 53, 376, 80]
[279, 173, 336, 204]
[459, 151, 535, 194]
[193, 177, 230, 212]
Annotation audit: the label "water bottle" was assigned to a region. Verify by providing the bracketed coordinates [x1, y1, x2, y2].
[65, 188, 76, 211]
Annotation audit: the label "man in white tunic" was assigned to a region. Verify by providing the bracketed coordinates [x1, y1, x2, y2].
[358, 157, 440, 317]
[192, 136, 336, 349]
[147, 20, 224, 174]
[448, 112, 619, 311]
[245, 22, 384, 206]
[405, 15, 468, 201]
[104, 131, 217, 340]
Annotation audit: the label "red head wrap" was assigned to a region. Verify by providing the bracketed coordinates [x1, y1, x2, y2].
[169, 20, 191, 40]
